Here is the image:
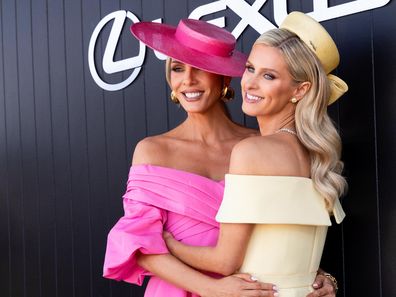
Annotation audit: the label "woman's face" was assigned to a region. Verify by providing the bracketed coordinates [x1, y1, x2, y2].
[170, 60, 226, 113]
[241, 44, 298, 118]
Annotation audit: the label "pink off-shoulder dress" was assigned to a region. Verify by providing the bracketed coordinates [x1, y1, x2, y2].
[103, 164, 224, 297]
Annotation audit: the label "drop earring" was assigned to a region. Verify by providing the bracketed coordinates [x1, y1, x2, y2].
[170, 91, 179, 104]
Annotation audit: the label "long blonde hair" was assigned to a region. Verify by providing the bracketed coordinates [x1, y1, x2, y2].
[255, 29, 347, 209]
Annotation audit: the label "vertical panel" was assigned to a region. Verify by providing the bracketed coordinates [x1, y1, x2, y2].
[82, 1, 108, 296]
[16, 0, 42, 296]
[373, 1, 396, 297]
[337, 11, 381, 297]
[31, 0, 57, 295]
[0, 0, 11, 295]
[47, 0, 75, 296]
[64, 0, 92, 296]
[2, 0, 25, 296]
[82, 0, 114, 296]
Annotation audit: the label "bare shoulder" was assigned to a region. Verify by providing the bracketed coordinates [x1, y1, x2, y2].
[131, 135, 170, 165]
[229, 135, 303, 176]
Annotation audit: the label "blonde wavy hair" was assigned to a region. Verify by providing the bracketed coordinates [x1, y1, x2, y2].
[254, 29, 347, 209]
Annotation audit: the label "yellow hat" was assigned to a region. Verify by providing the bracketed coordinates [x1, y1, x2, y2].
[280, 11, 348, 104]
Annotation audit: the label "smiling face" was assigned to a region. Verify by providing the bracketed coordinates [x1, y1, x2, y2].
[169, 60, 227, 113]
[241, 44, 299, 119]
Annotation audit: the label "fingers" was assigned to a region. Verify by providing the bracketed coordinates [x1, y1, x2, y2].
[232, 273, 257, 282]
[312, 274, 325, 289]
[232, 273, 276, 289]
[231, 274, 279, 296]
[306, 283, 335, 297]
[162, 231, 172, 239]
[242, 281, 278, 297]
[243, 290, 278, 297]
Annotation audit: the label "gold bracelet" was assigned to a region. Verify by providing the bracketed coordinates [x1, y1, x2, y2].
[321, 272, 338, 294]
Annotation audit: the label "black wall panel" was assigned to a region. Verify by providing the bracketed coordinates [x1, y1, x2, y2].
[1, 1, 396, 296]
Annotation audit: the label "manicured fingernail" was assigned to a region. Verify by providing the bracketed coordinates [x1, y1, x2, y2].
[274, 292, 279, 297]
[312, 283, 319, 288]
[250, 276, 258, 281]
[273, 285, 278, 291]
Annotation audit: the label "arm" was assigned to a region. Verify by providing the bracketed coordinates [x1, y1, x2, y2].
[137, 253, 276, 297]
[164, 223, 253, 276]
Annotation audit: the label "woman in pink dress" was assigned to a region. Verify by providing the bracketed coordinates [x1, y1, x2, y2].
[103, 18, 337, 297]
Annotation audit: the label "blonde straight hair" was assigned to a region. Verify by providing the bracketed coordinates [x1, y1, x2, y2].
[254, 29, 347, 209]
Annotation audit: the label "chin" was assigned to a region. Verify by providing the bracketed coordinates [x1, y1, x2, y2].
[242, 103, 258, 117]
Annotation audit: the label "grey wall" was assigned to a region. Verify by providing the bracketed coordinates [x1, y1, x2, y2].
[1, 1, 395, 296]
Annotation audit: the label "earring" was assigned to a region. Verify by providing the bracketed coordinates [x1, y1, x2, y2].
[221, 86, 235, 102]
[290, 97, 298, 104]
[170, 91, 179, 104]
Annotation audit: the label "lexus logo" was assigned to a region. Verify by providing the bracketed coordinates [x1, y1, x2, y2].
[88, 0, 391, 91]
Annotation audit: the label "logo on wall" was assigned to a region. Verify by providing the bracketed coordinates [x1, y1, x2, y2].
[88, 0, 391, 91]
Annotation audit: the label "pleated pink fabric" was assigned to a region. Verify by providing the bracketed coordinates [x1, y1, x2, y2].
[103, 164, 224, 297]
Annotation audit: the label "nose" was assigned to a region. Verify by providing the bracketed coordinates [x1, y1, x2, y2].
[182, 66, 197, 85]
[245, 72, 258, 88]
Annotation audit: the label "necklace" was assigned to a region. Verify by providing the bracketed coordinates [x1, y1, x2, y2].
[276, 127, 297, 136]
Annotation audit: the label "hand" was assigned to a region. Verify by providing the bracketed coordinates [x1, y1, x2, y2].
[163, 231, 177, 253]
[163, 231, 174, 241]
[203, 273, 278, 297]
[306, 273, 336, 297]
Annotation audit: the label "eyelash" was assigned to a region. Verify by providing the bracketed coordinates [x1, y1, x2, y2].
[171, 66, 183, 72]
[246, 65, 254, 73]
[264, 73, 275, 80]
[245, 65, 275, 80]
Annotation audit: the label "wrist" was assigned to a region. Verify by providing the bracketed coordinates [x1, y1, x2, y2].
[198, 277, 218, 297]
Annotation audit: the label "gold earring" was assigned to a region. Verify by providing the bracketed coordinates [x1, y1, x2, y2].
[170, 91, 179, 104]
[221, 86, 235, 102]
[290, 97, 298, 104]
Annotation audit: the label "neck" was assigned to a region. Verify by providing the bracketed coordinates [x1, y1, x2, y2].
[178, 104, 236, 144]
[257, 113, 296, 136]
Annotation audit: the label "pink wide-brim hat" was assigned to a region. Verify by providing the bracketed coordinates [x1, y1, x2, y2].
[130, 19, 247, 77]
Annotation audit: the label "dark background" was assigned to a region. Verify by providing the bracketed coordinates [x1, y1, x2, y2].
[1, 1, 395, 296]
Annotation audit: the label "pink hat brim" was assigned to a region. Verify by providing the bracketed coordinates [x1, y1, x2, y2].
[130, 21, 247, 77]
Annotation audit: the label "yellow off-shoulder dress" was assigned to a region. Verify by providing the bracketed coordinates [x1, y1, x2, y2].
[216, 175, 345, 297]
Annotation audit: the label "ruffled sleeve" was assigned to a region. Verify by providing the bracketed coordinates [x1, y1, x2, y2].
[103, 198, 169, 285]
[103, 164, 224, 285]
[216, 174, 345, 226]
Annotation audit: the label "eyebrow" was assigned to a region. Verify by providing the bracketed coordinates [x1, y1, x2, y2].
[246, 60, 281, 75]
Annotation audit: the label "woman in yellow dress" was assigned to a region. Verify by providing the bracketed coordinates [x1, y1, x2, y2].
[164, 12, 348, 297]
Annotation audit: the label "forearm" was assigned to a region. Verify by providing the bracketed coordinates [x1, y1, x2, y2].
[166, 240, 233, 275]
[165, 223, 252, 275]
[137, 252, 216, 296]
